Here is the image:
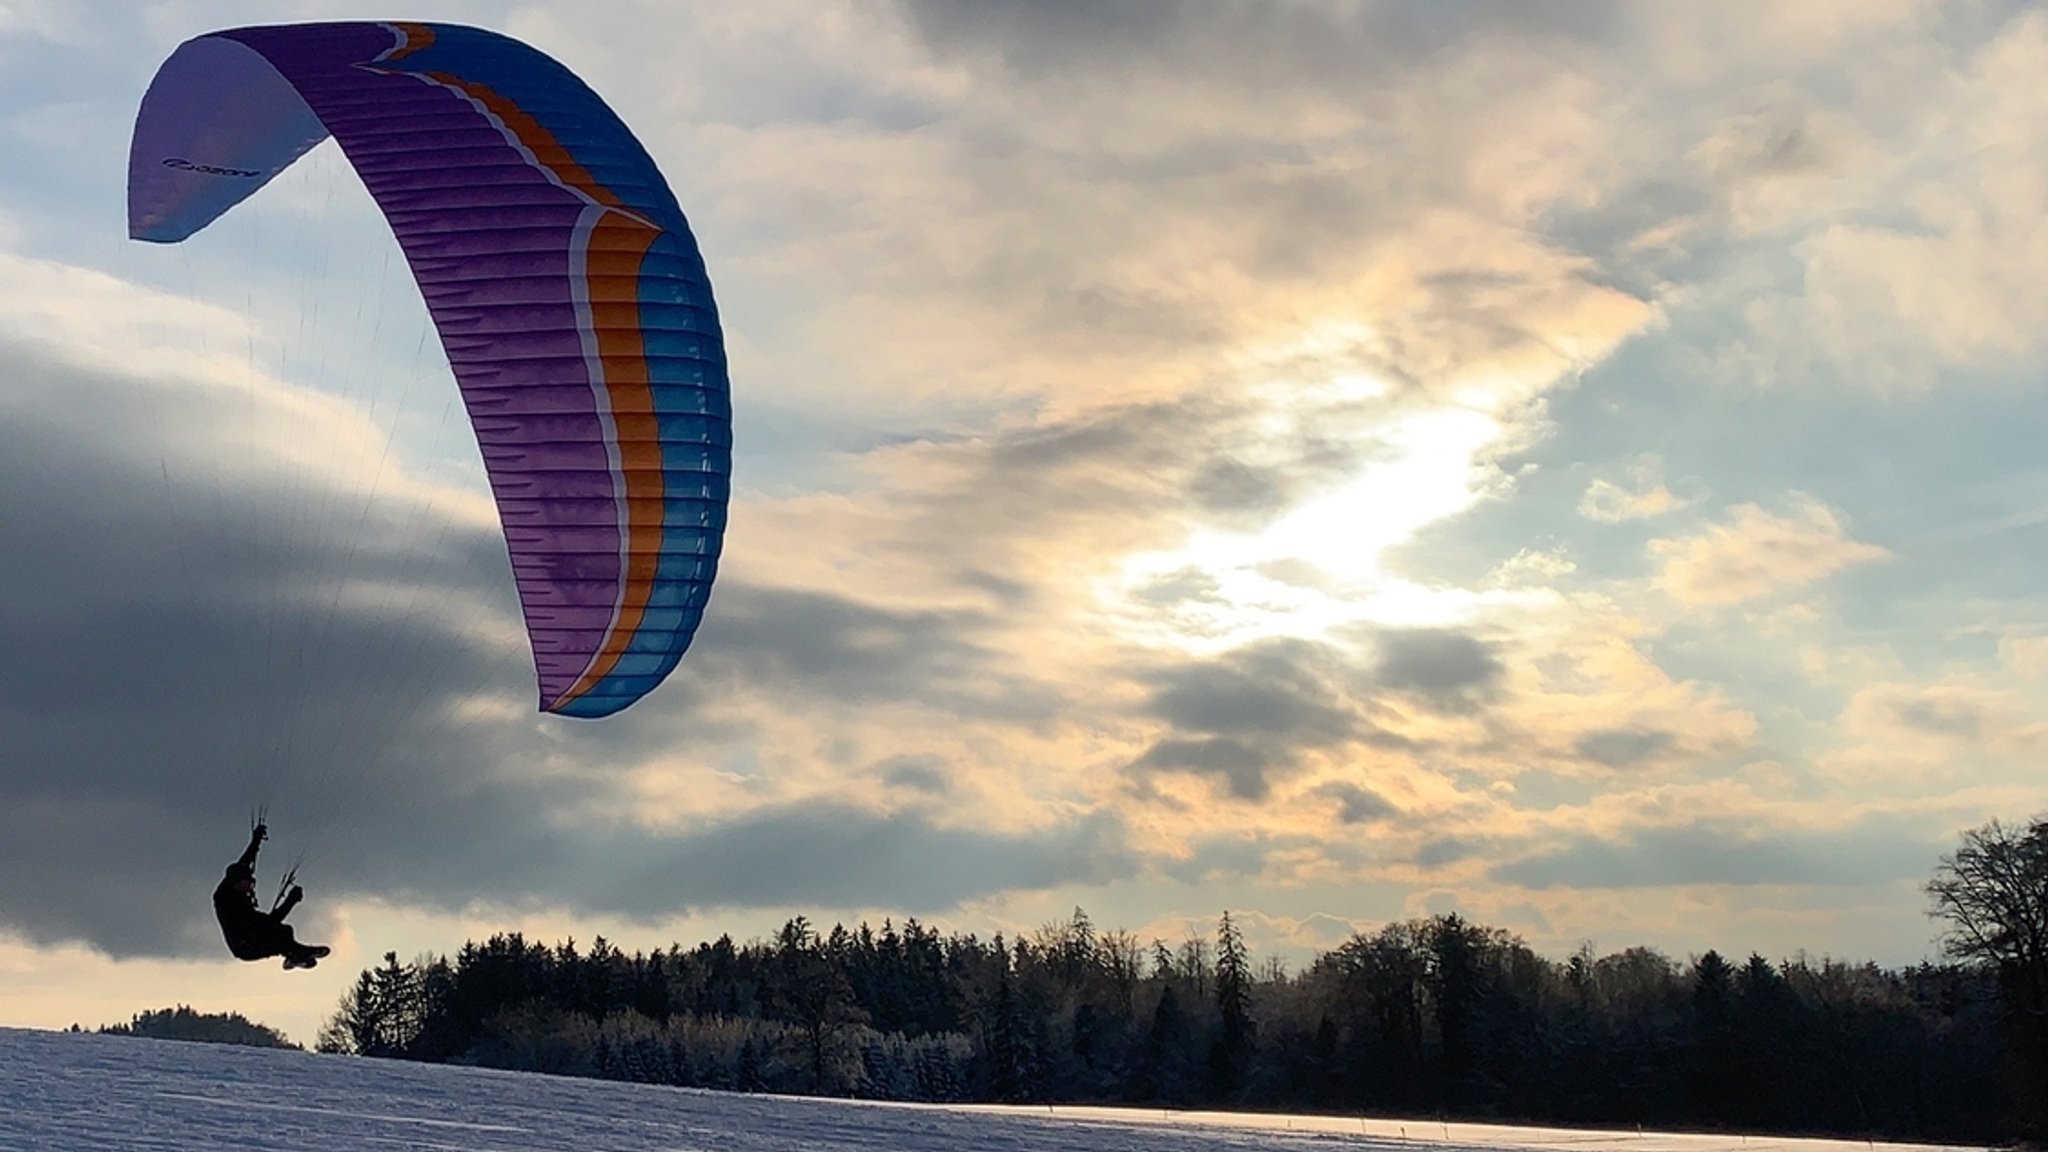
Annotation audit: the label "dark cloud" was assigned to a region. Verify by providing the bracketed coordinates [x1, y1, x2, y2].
[1494, 821, 1941, 890]
[1132, 737, 1274, 801]
[1322, 782, 1399, 825]
[896, 1, 1617, 87]
[1373, 628, 1503, 711]
[0, 345, 1124, 958]
[1574, 726, 1675, 768]
[1127, 637, 1372, 800]
[1121, 627, 1494, 803]
[0, 347, 587, 956]
[550, 804, 1141, 918]
[876, 754, 951, 795]
[1147, 640, 1357, 742]
[1187, 456, 1293, 522]
[1415, 836, 1490, 868]
[691, 580, 1072, 728]
[701, 584, 993, 702]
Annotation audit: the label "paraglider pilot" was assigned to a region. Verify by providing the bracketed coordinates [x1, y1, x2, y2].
[213, 823, 330, 970]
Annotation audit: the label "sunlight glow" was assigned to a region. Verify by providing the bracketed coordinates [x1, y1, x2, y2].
[1260, 405, 1498, 576]
[1108, 373, 1532, 649]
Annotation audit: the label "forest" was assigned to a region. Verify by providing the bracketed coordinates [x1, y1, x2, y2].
[92, 1004, 298, 1048]
[312, 910, 2010, 1142]
[302, 814, 2045, 1142]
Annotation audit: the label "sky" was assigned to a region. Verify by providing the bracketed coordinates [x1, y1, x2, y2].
[4, 0, 2048, 1049]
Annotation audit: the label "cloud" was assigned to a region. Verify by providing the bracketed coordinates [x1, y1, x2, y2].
[1373, 627, 1503, 711]
[1682, 8, 2048, 396]
[1415, 836, 1491, 869]
[876, 754, 952, 795]
[1651, 496, 1889, 606]
[1127, 637, 1373, 801]
[1157, 833, 1280, 885]
[699, 583, 1009, 712]
[0, 337, 558, 956]
[1575, 727, 1676, 769]
[0, 330, 1138, 958]
[0, 249, 270, 394]
[1322, 782, 1400, 825]
[1580, 477, 1678, 524]
[669, 0, 1663, 434]
[1145, 638, 1357, 741]
[558, 803, 1142, 918]
[1121, 628, 1511, 807]
[896, 2, 1618, 92]
[1999, 632, 2048, 681]
[1890, 696, 1982, 740]
[1812, 679, 2048, 793]
[1495, 819, 1940, 891]
[1579, 455, 1693, 522]
[1131, 738, 1276, 803]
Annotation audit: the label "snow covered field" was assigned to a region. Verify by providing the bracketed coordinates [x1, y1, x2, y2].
[0, 1026, 1997, 1152]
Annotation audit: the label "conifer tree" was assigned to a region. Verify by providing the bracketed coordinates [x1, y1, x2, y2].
[1209, 911, 1254, 1099]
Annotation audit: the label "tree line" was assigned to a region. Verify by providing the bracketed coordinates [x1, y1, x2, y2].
[91, 1005, 298, 1048]
[313, 815, 2048, 1142]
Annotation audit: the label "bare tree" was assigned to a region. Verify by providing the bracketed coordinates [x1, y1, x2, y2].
[1927, 817, 2048, 1003]
[1927, 815, 2048, 1136]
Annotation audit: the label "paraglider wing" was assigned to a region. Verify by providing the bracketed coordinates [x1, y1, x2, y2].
[128, 22, 730, 718]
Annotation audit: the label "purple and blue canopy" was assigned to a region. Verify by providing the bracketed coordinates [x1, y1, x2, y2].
[129, 22, 730, 718]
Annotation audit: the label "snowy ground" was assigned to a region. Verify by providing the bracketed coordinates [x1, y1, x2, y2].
[0, 1026, 1997, 1152]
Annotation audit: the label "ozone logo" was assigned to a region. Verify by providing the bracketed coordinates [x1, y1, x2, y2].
[162, 157, 260, 178]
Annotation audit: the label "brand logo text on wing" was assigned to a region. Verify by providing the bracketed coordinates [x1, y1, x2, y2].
[162, 157, 261, 178]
